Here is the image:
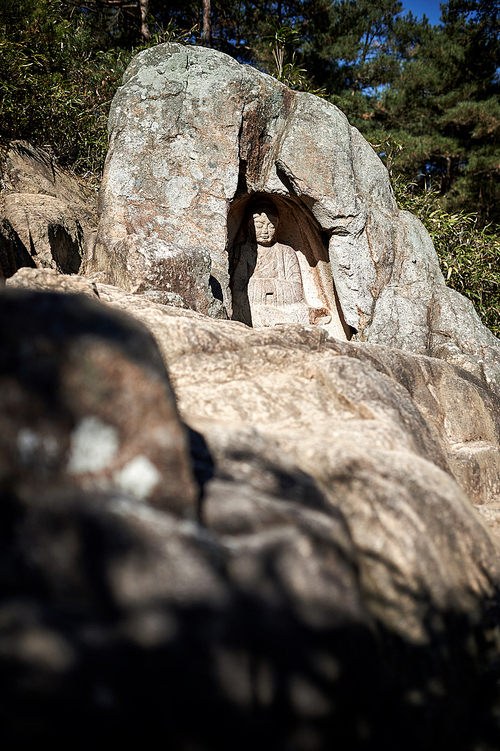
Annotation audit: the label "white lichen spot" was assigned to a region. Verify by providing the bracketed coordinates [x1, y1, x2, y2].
[18, 429, 59, 462]
[113, 455, 161, 500]
[18, 628, 75, 672]
[43, 435, 59, 458]
[17, 428, 41, 460]
[67, 417, 119, 474]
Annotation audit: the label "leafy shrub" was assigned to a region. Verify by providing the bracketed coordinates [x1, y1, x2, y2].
[0, 1, 128, 174]
[394, 177, 500, 337]
[264, 25, 326, 95]
[0, 1, 194, 176]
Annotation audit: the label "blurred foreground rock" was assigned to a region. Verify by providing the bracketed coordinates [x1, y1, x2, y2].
[2, 271, 500, 749]
[0, 286, 196, 514]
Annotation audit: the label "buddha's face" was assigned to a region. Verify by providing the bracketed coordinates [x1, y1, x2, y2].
[252, 210, 278, 246]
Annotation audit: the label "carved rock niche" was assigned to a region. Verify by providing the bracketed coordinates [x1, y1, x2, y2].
[227, 194, 351, 340]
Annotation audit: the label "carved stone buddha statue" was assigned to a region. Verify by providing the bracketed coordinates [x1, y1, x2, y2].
[232, 200, 332, 328]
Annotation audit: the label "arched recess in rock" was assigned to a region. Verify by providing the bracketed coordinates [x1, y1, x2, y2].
[227, 193, 352, 340]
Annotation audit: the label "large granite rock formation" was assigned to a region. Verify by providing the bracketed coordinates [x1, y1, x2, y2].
[4, 42, 500, 751]
[90, 43, 500, 387]
[3, 268, 500, 748]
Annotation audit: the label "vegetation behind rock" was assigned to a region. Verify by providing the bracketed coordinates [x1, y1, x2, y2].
[1, 0, 500, 334]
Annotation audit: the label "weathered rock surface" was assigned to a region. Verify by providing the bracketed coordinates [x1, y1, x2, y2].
[4, 50, 500, 745]
[0, 288, 197, 515]
[1, 277, 500, 747]
[5, 194, 85, 274]
[0, 217, 24, 278]
[89, 234, 226, 316]
[101, 288, 500, 641]
[1, 140, 98, 270]
[90, 43, 500, 388]
[7, 266, 99, 297]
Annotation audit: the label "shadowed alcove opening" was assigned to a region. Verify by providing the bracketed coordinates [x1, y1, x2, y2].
[227, 193, 352, 340]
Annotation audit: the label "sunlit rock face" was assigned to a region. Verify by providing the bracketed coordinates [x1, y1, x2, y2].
[4, 40, 500, 749]
[90, 42, 500, 388]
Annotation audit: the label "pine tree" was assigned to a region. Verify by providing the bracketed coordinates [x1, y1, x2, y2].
[361, 0, 500, 225]
[301, 0, 404, 95]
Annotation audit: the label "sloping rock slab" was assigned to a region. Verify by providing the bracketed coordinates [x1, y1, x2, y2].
[7, 266, 99, 298]
[2, 140, 98, 261]
[2, 277, 500, 748]
[5, 194, 85, 274]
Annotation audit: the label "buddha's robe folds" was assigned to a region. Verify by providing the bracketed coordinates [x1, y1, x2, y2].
[233, 242, 328, 327]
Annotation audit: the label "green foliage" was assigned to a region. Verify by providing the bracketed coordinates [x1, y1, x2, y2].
[394, 176, 500, 336]
[266, 25, 301, 83]
[0, 0, 196, 175]
[302, 0, 405, 96]
[0, 0, 131, 173]
[284, 0, 500, 228]
[361, 0, 500, 226]
[146, 18, 199, 47]
[264, 24, 326, 94]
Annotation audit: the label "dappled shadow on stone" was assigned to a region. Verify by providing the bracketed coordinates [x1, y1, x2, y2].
[0, 486, 500, 750]
[188, 427, 215, 522]
[2, 287, 500, 749]
[0, 289, 197, 516]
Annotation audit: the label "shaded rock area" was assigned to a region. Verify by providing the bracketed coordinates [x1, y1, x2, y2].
[2, 269, 500, 749]
[0, 141, 98, 277]
[90, 43, 500, 388]
[0, 287, 196, 515]
[5, 194, 84, 273]
[0, 216, 25, 278]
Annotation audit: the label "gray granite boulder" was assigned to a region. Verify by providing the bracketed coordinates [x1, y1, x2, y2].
[5, 193, 85, 274]
[2, 278, 500, 748]
[90, 43, 500, 387]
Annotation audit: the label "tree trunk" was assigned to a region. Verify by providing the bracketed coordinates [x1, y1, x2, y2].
[139, 0, 150, 42]
[202, 0, 211, 47]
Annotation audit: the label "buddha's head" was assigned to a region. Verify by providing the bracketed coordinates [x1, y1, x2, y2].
[251, 200, 279, 246]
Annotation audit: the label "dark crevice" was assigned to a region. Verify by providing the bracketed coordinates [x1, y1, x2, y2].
[187, 427, 215, 525]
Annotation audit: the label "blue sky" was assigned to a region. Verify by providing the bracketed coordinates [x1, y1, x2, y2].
[403, 1, 443, 25]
